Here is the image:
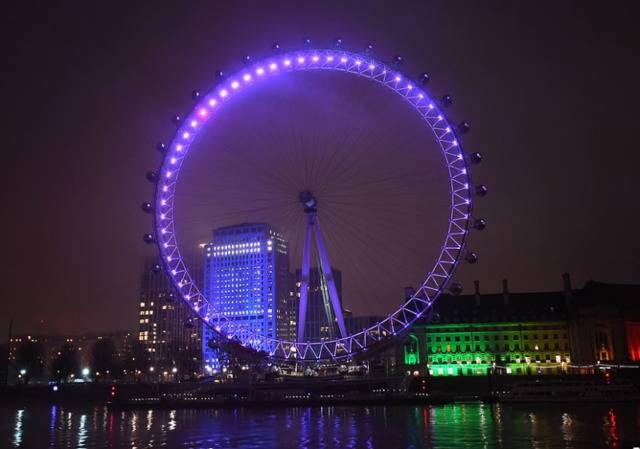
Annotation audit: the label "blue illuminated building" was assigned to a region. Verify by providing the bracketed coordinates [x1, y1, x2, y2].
[202, 223, 291, 374]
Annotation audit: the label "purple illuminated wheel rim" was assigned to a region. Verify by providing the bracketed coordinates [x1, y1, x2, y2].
[152, 48, 474, 361]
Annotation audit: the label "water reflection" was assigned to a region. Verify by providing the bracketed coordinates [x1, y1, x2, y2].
[131, 411, 138, 433]
[561, 411, 574, 446]
[13, 409, 24, 447]
[168, 409, 176, 431]
[78, 414, 87, 448]
[606, 408, 619, 448]
[2, 403, 640, 448]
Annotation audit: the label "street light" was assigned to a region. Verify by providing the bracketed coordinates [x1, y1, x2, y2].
[149, 366, 155, 372]
[19, 369, 26, 376]
[171, 367, 178, 374]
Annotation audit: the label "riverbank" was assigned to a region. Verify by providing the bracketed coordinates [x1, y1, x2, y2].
[4, 373, 639, 409]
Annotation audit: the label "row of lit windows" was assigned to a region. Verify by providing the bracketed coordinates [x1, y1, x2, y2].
[211, 248, 266, 257]
[211, 242, 262, 251]
[211, 274, 270, 280]
[426, 324, 566, 332]
[428, 354, 569, 364]
[429, 342, 570, 353]
[428, 366, 568, 376]
[212, 258, 273, 265]
[428, 333, 567, 343]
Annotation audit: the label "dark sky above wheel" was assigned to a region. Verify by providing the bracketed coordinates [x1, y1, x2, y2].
[2, 0, 639, 334]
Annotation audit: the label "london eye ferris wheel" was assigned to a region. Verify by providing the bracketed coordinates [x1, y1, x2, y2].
[142, 39, 487, 363]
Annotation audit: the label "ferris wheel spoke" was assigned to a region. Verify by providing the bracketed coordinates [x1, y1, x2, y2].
[320, 205, 438, 255]
[316, 218, 381, 314]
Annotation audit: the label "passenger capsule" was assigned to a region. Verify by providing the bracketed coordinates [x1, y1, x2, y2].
[465, 252, 479, 264]
[449, 282, 464, 296]
[146, 171, 158, 183]
[469, 152, 482, 164]
[475, 185, 488, 197]
[473, 218, 487, 230]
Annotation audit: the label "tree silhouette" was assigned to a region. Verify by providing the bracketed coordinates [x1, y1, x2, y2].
[51, 342, 80, 382]
[15, 340, 45, 384]
[90, 338, 119, 381]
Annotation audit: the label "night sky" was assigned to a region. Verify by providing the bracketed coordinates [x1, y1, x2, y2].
[3, 1, 639, 335]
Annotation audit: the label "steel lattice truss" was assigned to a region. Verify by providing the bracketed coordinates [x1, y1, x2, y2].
[152, 48, 475, 362]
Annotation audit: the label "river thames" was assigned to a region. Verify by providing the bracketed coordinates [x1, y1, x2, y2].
[2, 403, 639, 448]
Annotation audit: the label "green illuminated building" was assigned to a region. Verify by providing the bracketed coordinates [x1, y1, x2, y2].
[403, 280, 571, 376]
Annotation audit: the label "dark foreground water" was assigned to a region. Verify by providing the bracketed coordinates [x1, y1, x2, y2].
[2, 403, 640, 449]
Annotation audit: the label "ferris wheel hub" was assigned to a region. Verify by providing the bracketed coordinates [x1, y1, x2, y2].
[298, 190, 317, 213]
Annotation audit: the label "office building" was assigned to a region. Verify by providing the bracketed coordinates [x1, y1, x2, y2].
[138, 257, 202, 378]
[202, 223, 290, 373]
